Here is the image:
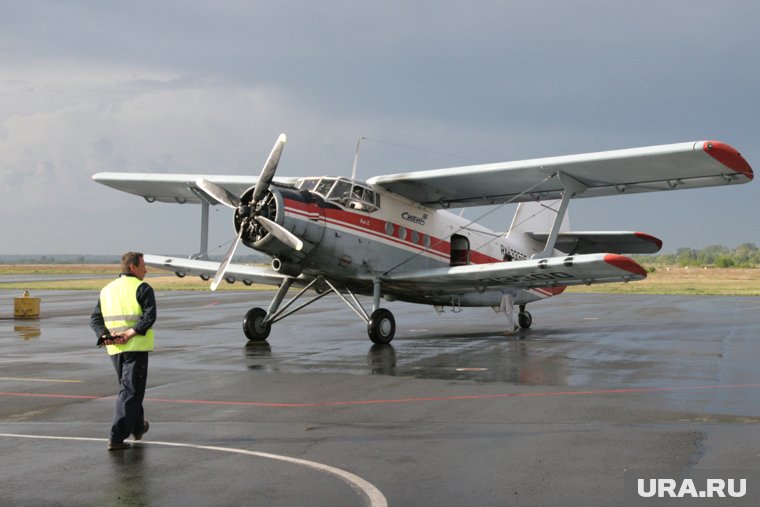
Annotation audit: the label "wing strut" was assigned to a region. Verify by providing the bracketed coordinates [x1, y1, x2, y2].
[532, 172, 587, 259]
[188, 187, 216, 260]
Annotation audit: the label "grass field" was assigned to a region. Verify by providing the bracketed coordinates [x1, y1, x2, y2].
[1, 264, 759, 296]
[0, 264, 267, 291]
[567, 266, 760, 296]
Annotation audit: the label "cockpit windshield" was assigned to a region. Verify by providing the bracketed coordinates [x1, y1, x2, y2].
[296, 176, 380, 212]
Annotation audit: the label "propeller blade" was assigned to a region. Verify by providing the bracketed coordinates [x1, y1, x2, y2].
[255, 216, 303, 251]
[251, 133, 287, 205]
[210, 228, 244, 291]
[196, 178, 240, 209]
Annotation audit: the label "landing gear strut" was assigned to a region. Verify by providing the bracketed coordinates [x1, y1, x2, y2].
[240, 276, 396, 344]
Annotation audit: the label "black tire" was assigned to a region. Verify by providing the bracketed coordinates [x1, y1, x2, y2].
[518, 311, 532, 329]
[368, 308, 395, 344]
[243, 307, 271, 341]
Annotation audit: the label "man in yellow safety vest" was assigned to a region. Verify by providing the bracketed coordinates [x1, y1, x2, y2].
[90, 252, 156, 450]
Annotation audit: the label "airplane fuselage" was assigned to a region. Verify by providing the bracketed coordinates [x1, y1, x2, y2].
[249, 178, 563, 308]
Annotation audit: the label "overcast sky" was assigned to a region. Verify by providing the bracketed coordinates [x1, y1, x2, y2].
[1, 1, 758, 256]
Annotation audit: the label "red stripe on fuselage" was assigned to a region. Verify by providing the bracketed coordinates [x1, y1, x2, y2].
[284, 198, 496, 263]
[283, 197, 566, 299]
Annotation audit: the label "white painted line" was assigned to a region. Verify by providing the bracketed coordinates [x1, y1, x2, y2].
[0, 377, 83, 383]
[0, 433, 387, 507]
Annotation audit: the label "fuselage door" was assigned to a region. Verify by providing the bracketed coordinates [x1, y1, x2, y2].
[450, 234, 470, 266]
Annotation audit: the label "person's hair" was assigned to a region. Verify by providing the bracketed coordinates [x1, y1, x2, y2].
[121, 252, 144, 273]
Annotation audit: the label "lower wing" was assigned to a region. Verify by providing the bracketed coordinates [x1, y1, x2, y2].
[382, 253, 646, 293]
[143, 254, 291, 287]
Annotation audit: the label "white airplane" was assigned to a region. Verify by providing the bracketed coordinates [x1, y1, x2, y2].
[93, 135, 753, 344]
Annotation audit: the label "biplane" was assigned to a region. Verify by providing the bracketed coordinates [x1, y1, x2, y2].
[93, 135, 753, 343]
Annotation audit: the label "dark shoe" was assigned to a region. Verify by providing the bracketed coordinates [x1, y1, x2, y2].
[108, 441, 130, 451]
[132, 420, 149, 441]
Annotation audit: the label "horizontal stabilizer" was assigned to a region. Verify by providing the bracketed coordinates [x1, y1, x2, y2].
[382, 253, 646, 294]
[143, 254, 289, 287]
[526, 231, 662, 254]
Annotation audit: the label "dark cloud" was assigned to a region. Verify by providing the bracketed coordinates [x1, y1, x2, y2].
[1, 1, 758, 253]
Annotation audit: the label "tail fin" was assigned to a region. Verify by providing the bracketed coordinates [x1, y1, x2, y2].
[508, 200, 570, 235]
[506, 200, 570, 256]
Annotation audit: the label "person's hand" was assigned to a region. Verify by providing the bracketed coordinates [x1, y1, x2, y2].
[107, 330, 136, 345]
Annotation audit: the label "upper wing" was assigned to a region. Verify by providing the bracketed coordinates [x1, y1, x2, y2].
[526, 231, 662, 254]
[143, 254, 291, 286]
[368, 141, 753, 209]
[381, 253, 646, 293]
[92, 173, 299, 204]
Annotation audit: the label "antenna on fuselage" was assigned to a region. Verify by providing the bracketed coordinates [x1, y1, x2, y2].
[351, 136, 366, 180]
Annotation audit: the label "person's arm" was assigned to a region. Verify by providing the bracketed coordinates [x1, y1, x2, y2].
[90, 300, 108, 338]
[116, 283, 157, 340]
[133, 283, 157, 335]
[90, 300, 115, 346]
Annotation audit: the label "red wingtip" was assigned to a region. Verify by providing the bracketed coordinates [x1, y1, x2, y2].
[703, 141, 754, 180]
[634, 232, 663, 251]
[604, 254, 647, 277]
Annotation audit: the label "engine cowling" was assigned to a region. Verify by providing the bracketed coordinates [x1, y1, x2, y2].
[234, 185, 324, 263]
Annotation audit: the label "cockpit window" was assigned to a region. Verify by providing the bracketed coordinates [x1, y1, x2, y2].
[329, 180, 352, 205]
[314, 178, 336, 196]
[347, 184, 378, 211]
[296, 178, 320, 191]
[296, 176, 380, 212]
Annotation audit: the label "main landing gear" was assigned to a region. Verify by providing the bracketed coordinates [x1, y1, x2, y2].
[517, 304, 532, 330]
[241, 276, 396, 344]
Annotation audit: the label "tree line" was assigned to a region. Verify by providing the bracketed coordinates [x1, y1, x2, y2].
[633, 243, 760, 268]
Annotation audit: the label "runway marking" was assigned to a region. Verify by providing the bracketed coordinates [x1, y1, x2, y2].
[3, 383, 760, 408]
[0, 377, 82, 383]
[0, 392, 100, 400]
[0, 433, 387, 507]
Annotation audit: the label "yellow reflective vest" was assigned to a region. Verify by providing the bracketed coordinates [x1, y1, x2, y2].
[100, 275, 154, 355]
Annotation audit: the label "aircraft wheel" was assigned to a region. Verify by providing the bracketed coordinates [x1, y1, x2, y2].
[518, 311, 532, 329]
[200, 274, 210, 281]
[175, 271, 186, 278]
[243, 307, 271, 341]
[368, 308, 395, 344]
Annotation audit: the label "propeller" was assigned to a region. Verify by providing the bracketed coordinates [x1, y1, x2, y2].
[210, 227, 243, 291]
[255, 216, 303, 251]
[251, 133, 287, 205]
[198, 133, 294, 291]
[195, 178, 240, 209]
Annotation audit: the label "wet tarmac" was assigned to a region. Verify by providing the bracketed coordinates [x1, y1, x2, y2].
[2, 288, 760, 506]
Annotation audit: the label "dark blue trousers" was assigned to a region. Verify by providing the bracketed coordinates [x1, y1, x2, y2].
[109, 351, 149, 443]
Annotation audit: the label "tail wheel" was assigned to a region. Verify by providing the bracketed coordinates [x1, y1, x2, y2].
[368, 308, 395, 344]
[243, 307, 271, 341]
[518, 311, 532, 329]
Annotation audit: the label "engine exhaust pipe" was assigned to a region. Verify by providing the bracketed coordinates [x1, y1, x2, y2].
[272, 258, 302, 277]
